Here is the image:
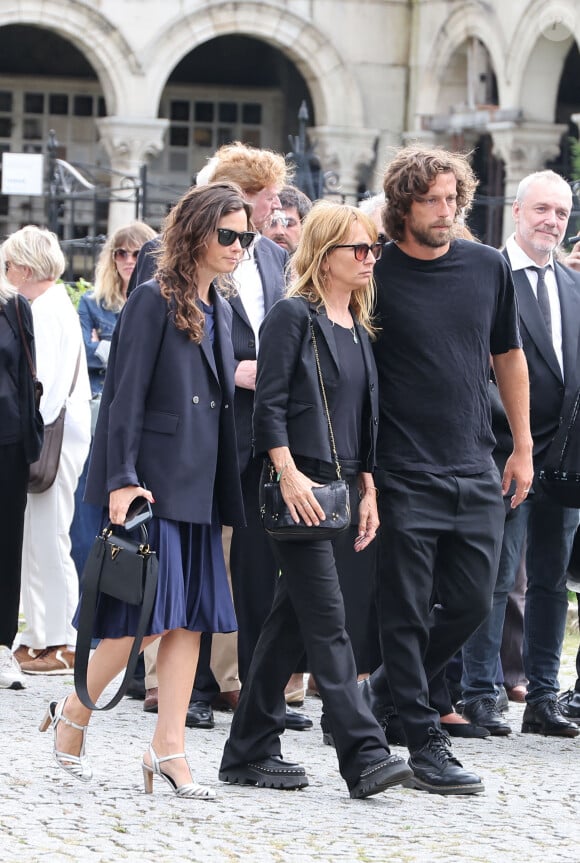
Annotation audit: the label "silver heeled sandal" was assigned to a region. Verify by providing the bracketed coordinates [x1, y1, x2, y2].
[142, 745, 216, 800]
[39, 697, 92, 782]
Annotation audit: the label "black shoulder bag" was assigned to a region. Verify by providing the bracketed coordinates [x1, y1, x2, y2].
[260, 315, 351, 541]
[74, 522, 159, 710]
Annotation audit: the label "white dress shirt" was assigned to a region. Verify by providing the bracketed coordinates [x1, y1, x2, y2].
[232, 236, 265, 351]
[505, 234, 563, 376]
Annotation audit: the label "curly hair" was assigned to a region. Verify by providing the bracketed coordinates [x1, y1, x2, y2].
[156, 182, 252, 343]
[288, 201, 377, 337]
[382, 146, 478, 241]
[204, 141, 291, 196]
[93, 221, 156, 311]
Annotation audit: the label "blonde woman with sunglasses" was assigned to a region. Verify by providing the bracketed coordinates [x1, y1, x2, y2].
[79, 222, 156, 397]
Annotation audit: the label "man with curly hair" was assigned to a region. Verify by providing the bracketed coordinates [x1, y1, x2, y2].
[364, 145, 534, 794]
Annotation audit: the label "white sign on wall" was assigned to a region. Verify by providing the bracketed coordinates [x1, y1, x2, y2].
[1, 152, 44, 196]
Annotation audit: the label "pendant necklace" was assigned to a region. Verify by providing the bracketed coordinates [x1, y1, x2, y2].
[329, 317, 358, 344]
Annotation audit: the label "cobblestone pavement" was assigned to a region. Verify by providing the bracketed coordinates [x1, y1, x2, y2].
[1, 649, 578, 863]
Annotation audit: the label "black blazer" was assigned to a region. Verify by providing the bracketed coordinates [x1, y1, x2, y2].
[85, 279, 245, 527]
[228, 236, 287, 470]
[2, 294, 43, 464]
[253, 296, 379, 472]
[503, 249, 580, 461]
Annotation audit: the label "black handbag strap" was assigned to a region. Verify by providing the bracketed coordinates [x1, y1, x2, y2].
[74, 524, 158, 711]
[308, 315, 342, 480]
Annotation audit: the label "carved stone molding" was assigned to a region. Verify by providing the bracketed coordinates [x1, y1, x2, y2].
[96, 117, 169, 174]
[311, 126, 379, 200]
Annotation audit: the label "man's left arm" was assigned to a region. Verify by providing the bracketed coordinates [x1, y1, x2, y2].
[492, 347, 534, 508]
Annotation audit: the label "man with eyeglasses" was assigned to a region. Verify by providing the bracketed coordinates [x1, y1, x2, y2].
[363, 145, 534, 795]
[262, 185, 312, 255]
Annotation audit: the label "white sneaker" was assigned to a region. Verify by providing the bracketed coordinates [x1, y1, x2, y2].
[0, 645, 25, 690]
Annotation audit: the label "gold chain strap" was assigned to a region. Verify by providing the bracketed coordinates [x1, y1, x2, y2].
[309, 315, 342, 481]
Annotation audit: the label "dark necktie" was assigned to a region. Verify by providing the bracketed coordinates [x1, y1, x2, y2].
[530, 265, 552, 338]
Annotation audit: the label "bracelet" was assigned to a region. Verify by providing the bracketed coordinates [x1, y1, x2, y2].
[359, 486, 379, 499]
[276, 459, 293, 482]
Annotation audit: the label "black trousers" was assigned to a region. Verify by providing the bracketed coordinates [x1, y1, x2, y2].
[221, 535, 389, 790]
[230, 456, 282, 682]
[0, 442, 28, 647]
[372, 468, 504, 751]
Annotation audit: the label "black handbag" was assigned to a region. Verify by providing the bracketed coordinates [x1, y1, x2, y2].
[538, 387, 580, 508]
[261, 315, 350, 541]
[74, 523, 159, 710]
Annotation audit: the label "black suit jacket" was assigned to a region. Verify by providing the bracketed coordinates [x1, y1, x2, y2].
[253, 297, 379, 472]
[85, 279, 245, 527]
[228, 236, 288, 470]
[503, 249, 580, 462]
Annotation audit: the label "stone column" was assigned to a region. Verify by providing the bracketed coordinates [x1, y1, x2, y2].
[490, 122, 568, 243]
[310, 126, 379, 203]
[96, 117, 169, 233]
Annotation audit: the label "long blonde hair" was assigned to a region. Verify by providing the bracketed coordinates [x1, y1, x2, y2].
[288, 201, 377, 336]
[93, 221, 156, 311]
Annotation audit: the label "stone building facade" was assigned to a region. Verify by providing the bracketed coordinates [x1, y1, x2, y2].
[0, 0, 578, 247]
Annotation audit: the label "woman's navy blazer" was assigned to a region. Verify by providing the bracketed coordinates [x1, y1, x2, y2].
[253, 296, 379, 471]
[85, 279, 245, 527]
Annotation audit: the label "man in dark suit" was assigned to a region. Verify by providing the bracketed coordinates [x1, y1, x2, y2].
[461, 170, 580, 737]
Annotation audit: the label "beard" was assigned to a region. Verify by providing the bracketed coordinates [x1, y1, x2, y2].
[407, 220, 453, 248]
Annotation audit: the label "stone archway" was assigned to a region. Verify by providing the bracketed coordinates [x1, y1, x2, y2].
[506, 0, 578, 122]
[142, 2, 365, 131]
[412, 5, 508, 124]
[0, 0, 142, 116]
[136, 2, 373, 199]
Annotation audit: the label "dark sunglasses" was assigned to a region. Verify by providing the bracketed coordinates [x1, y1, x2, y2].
[217, 228, 256, 249]
[331, 242, 384, 262]
[113, 248, 139, 261]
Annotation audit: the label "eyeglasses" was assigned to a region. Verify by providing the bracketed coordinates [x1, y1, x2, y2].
[113, 248, 139, 261]
[217, 228, 256, 249]
[331, 242, 384, 262]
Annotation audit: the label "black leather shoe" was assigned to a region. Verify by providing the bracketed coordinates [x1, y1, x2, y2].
[406, 729, 484, 795]
[218, 755, 308, 789]
[558, 689, 580, 719]
[285, 706, 313, 731]
[350, 754, 413, 799]
[185, 700, 215, 729]
[462, 695, 512, 736]
[522, 696, 579, 737]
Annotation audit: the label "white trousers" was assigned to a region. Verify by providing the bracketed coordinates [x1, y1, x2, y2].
[20, 424, 89, 649]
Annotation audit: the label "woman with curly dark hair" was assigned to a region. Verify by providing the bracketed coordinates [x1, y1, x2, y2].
[39, 182, 251, 801]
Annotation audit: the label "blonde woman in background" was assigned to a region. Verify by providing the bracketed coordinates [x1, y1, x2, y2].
[71, 222, 157, 578]
[80, 222, 157, 397]
[6, 226, 91, 675]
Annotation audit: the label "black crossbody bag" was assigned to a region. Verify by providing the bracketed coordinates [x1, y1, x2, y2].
[260, 315, 350, 541]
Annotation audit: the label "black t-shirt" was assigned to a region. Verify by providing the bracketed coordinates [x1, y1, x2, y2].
[373, 239, 521, 475]
[328, 322, 366, 461]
